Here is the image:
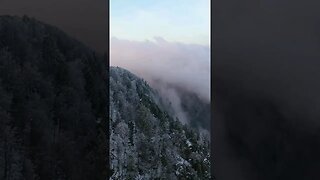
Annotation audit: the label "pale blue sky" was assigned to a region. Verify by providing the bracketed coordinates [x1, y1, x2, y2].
[110, 0, 210, 45]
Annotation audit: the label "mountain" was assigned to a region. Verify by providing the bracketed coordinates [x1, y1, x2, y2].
[0, 15, 211, 180]
[0, 15, 107, 179]
[110, 66, 211, 179]
[179, 90, 210, 132]
[147, 79, 211, 132]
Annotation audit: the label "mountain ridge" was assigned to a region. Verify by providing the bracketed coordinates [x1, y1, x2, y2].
[109, 66, 211, 179]
[0, 15, 108, 179]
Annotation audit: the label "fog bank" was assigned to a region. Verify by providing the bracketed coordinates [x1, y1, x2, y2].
[110, 37, 210, 102]
[110, 37, 210, 124]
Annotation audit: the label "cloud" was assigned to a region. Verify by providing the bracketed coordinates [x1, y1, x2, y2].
[110, 37, 210, 103]
[110, 0, 210, 45]
[110, 37, 210, 124]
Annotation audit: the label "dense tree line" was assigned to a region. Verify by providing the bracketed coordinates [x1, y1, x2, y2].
[110, 67, 211, 179]
[0, 15, 107, 179]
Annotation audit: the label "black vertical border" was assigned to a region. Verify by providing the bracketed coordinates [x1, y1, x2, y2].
[210, 0, 215, 179]
[106, 0, 110, 179]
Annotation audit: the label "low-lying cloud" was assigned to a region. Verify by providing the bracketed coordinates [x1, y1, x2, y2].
[110, 36, 210, 102]
[110, 36, 210, 124]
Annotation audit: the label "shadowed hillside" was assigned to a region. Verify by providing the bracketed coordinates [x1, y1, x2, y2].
[0, 15, 108, 179]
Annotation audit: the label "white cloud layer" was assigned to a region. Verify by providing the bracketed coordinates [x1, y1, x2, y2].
[110, 37, 211, 103]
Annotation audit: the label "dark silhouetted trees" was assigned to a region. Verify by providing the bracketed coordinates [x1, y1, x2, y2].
[0, 15, 107, 180]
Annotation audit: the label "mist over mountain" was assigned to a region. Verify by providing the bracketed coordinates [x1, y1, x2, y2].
[110, 37, 210, 130]
[0, 15, 107, 179]
[109, 66, 211, 179]
[149, 79, 211, 131]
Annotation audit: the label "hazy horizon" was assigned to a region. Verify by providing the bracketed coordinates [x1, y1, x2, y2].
[110, 0, 211, 108]
[111, 0, 210, 45]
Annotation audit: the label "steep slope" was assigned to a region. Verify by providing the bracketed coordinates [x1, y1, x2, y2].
[147, 79, 211, 131]
[0, 15, 107, 179]
[110, 67, 211, 179]
[179, 90, 210, 132]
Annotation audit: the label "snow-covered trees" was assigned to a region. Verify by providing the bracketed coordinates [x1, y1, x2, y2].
[110, 67, 211, 179]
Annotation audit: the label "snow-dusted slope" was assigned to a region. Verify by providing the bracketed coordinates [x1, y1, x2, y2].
[109, 66, 211, 179]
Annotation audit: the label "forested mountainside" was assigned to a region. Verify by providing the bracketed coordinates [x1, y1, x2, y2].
[110, 67, 211, 179]
[149, 79, 211, 132]
[173, 87, 210, 132]
[0, 15, 108, 179]
[181, 92, 210, 132]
